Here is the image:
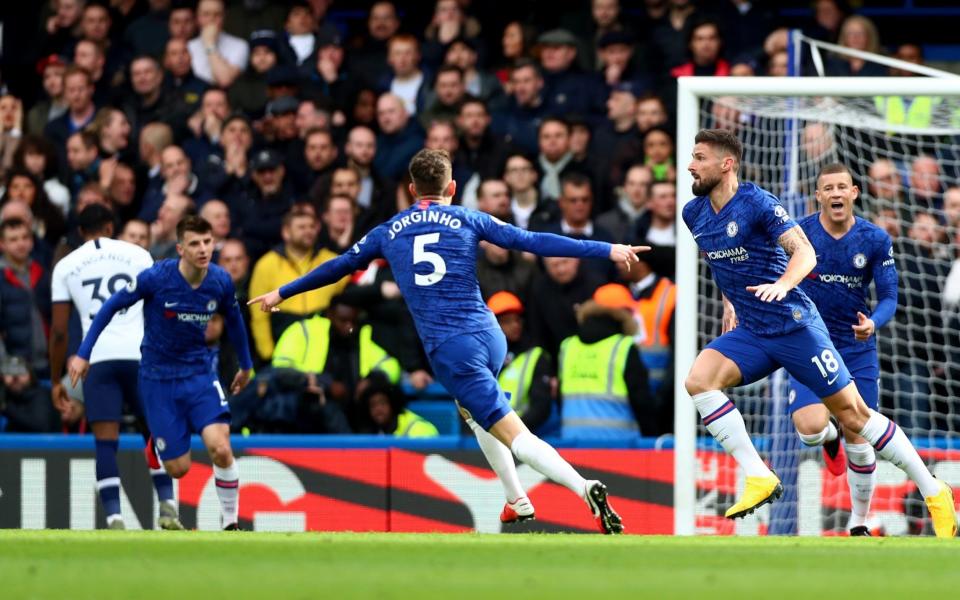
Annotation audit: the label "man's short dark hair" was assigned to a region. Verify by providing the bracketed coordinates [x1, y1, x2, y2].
[511, 58, 541, 78]
[282, 203, 318, 228]
[561, 172, 592, 191]
[817, 162, 853, 183]
[458, 95, 486, 114]
[695, 128, 742, 165]
[408, 149, 452, 196]
[323, 194, 357, 214]
[176, 215, 212, 242]
[73, 130, 99, 150]
[0, 218, 30, 237]
[304, 126, 332, 144]
[436, 64, 463, 80]
[539, 117, 570, 136]
[78, 204, 115, 236]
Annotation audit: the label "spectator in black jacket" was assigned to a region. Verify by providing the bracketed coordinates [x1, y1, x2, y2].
[527, 255, 605, 359]
[233, 148, 294, 262]
[45, 67, 98, 160]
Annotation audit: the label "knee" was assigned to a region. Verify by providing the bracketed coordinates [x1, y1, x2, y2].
[792, 406, 829, 436]
[164, 461, 189, 479]
[208, 442, 234, 468]
[684, 372, 713, 397]
[832, 398, 870, 432]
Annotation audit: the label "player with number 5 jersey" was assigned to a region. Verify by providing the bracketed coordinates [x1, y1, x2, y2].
[70, 216, 253, 530]
[682, 129, 956, 537]
[250, 149, 648, 534]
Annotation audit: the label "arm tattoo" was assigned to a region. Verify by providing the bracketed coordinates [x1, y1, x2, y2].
[777, 226, 811, 256]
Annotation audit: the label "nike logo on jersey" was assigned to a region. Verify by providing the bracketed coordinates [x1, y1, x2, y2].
[693, 233, 703, 240]
[164, 301, 179, 307]
[827, 374, 839, 385]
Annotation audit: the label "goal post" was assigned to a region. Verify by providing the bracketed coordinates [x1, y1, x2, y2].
[673, 76, 960, 536]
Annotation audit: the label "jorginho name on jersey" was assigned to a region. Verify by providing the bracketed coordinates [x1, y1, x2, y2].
[682, 182, 818, 336]
[797, 214, 897, 352]
[50, 238, 152, 363]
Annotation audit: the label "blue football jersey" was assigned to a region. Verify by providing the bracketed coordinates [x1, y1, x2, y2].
[79, 260, 249, 379]
[682, 182, 818, 336]
[280, 202, 611, 354]
[798, 214, 897, 352]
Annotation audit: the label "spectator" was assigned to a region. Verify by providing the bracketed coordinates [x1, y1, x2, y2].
[248, 204, 347, 363]
[559, 283, 652, 439]
[65, 131, 103, 197]
[0, 170, 67, 257]
[137, 122, 174, 192]
[183, 88, 231, 168]
[26, 55, 68, 136]
[42, 0, 84, 57]
[670, 17, 730, 78]
[163, 37, 209, 117]
[477, 180, 537, 302]
[125, 55, 176, 139]
[350, 1, 402, 88]
[91, 108, 132, 161]
[598, 164, 652, 244]
[527, 255, 606, 358]
[51, 182, 111, 263]
[262, 95, 301, 161]
[535, 118, 596, 203]
[272, 298, 402, 429]
[828, 15, 886, 77]
[597, 31, 647, 90]
[503, 153, 553, 230]
[45, 67, 98, 158]
[339, 126, 388, 216]
[139, 144, 210, 222]
[454, 98, 509, 207]
[943, 186, 960, 230]
[382, 34, 429, 116]
[0, 355, 59, 432]
[890, 43, 923, 77]
[423, 0, 482, 68]
[491, 59, 549, 155]
[119, 218, 151, 250]
[188, 0, 248, 87]
[0, 95, 23, 182]
[594, 82, 640, 181]
[199, 198, 231, 256]
[419, 65, 467, 129]
[11, 136, 71, 216]
[536, 28, 605, 118]
[643, 126, 676, 182]
[486, 291, 554, 433]
[583, 0, 634, 71]
[233, 148, 295, 262]
[649, 0, 699, 73]
[168, 3, 198, 41]
[73, 39, 113, 107]
[0, 218, 52, 378]
[361, 371, 438, 437]
[317, 192, 357, 253]
[295, 99, 331, 140]
[424, 121, 470, 202]
[0, 200, 54, 270]
[444, 37, 504, 110]
[303, 31, 352, 117]
[217, 238, 250, 299]
[767, 50, 789, 76]
[229, 30, 277, 118]
[292, 127, 338, 198]
[125, 0, 174, 59]
[202, 114, 253, 204]
[149, 193, 195, 259]
[636, 93, 670, 135]
[373, 93, 425, 181]
[635, 179, 678, 250]
[276, 1, 337, 77]
[873, 207, 902, 239]
[909, 155, 943, 212]
[75, 3, 128, 93]
[865, 158, 904, 217]
[497, 21, 536, 83]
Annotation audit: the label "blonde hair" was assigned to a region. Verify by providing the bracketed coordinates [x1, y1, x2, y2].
[839, 15, 881, 55]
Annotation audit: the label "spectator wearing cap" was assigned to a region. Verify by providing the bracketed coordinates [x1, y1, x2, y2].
[125, 0, 175, 59]
[597, 31, 649, 91]
[536, 28, 606, 119]
[598, 164, 652, 245]
[276, 1, 341, 79]
[162, 38, 209, 118]
[188, 0, 249, 88]
[418, 65, 467, 130]
[444, 37, 505, 111]
[380, 34, 431, 117]
[487, 291, 555, 433]
[669, 17, 730, 79]
[476, 180, 537, 301]
[45, 67, 99, 161]
[248, 203, 348, 363]
[373, 93, 425, 181]
[263, 94, 302, 163]
[592, 82, 641, 182]
[302, 29, 352, 115]
[616, 246, 675, 432]
[350, 1, 402, 88]
[559, 283, 653, 439]
[27, 56, 68, 136]
[229, 30, 279, 118]
[491, 59, 549, 156]
[138, 144, 211, 222]
[232, 148, 294, 263]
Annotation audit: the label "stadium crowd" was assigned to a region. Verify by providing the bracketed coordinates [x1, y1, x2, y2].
[0, 0, 956, 438]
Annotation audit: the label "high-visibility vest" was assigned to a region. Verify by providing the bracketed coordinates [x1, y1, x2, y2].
[559, 333, 638, 439]
[497, 347, 543, 415]
[271, 315, 402, 383]
[874, 96, 938, 129]
[635, 277, 675, 394]
[394, 410, 438, 438]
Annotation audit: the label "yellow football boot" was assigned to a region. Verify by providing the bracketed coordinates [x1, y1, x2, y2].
[925, 480, 958, 538]
[725, 473, 783, 520]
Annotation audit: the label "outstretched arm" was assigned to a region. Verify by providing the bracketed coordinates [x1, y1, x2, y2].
[747, 225, 817, 302]
[69, 284, 144, 385]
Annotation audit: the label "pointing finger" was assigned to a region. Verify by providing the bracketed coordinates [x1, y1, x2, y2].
[630, 245, 652, 253]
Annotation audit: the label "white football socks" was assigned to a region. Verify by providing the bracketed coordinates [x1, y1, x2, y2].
[798, 420, 838, 447]
[467, 418, 526, 503]
[693, 390, 771, 478]
[213, 461, 240, 526]
[858, 410, 939, 498]
[845, 442, 877, 529]
[511, 432, 587, 498]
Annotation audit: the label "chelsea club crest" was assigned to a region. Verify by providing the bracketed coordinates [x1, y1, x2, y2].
[207, 299, 218, 311]
[726, 221, 738, 237]
[853, 253, 867, 269]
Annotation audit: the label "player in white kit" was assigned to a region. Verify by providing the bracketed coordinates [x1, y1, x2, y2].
[49, 205, 183, 530]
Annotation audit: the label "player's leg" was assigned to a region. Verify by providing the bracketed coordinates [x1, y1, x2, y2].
[843, 377, 879, 536]
[139, 375, 193, 479]
[84, 363, 127, 529]
[788, 378, 844, 476]
[781, 322, 956, 537]
[689, 329, 783, 519]
[457, 403, 532, 523]
[189, 373, 240, 530]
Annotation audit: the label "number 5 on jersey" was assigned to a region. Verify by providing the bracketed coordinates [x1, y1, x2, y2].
[414, 233, 446, 286]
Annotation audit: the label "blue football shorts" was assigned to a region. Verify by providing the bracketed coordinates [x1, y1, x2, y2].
[139, 372, 230, 461]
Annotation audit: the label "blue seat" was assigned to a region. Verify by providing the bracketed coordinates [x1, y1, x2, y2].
[0, 414, 7, 433]
[407, 400, 460, 436]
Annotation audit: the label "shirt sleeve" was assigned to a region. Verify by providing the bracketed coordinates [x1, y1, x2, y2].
[77, 268, 151, 360]
[473, 211, 611, 258]
[870, 232, 898, 329]
[754, 192, 797, 243]
[50, 261, 70, 303]
[279, 227, 384, 299]
[221, 276, 254, 371]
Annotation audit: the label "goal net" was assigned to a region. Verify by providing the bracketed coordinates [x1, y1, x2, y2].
[674, 77, 960, 536]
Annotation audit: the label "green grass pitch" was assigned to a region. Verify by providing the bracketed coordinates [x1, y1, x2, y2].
[2, 531, 958, 599]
